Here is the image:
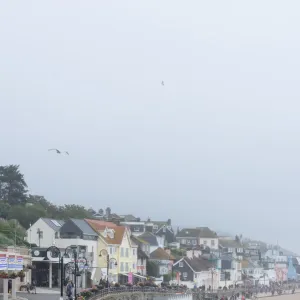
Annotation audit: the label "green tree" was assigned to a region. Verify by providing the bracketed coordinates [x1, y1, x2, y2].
[0, 202, 11, 218]
[0, 165, 28, 205]
[27, 194, 59, 218]
[8, 203, 47, 229]
[146, 261, 159, 277]
[0, 219, 26, 246]
[60, 204, 92, 219]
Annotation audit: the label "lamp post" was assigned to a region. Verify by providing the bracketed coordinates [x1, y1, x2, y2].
[46, 246, 63, 300]
[64, 247, 89, 298]
[99, 249, 117, 288]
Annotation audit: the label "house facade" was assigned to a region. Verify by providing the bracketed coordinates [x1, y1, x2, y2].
[172, 251, 219, 289]
[86, 220, 138, 283]
[26, 218, 64, 247]
[176, 227, 219, 250]
[149, 248, 174, 277]
[219, 238, 244, 261]
[131, 236, 150, 277]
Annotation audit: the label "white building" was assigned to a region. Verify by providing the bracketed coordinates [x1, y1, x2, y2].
[30, 218, 99, 288]
[26, 218, 64, 247]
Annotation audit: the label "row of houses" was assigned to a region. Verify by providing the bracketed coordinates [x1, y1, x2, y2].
[23, 211, 300, 289]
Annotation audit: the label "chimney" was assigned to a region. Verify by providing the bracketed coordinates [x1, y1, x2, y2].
[186, 250, 193, 259]
[167, 219, 171, 225]
[106, 207, 111, 219]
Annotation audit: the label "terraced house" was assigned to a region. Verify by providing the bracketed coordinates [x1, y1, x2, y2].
[176, 227, 219, 250]
[85, 219, 138, 284]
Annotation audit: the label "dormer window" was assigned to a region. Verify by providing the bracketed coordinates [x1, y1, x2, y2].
[108, 230, 114, 239]
[103, 229, 107, 238]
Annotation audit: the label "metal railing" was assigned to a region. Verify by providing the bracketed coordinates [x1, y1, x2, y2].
[86, 286, 190, 300]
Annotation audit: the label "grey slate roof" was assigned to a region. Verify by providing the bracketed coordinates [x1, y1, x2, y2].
[70, 218, 98, 236]
[177, 227, 217, 238]
[185, 256, 213, 272]
[219, 239, 242, 249]
[41, 218, 65, 231]
[138, 232, 158, 246]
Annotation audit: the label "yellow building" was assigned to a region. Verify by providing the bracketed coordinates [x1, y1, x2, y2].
[85, 219, 138, 283]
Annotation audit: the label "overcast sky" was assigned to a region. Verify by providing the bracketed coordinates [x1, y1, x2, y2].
[1, 1, 300, 252]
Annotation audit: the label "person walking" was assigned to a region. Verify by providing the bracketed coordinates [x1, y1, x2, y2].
[66, 280, 73, 300]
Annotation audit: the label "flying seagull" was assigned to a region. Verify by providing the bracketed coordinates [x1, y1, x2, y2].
[48, 149, 69, 155]
[48, 149, 61, 154]
[161, 81, 164, 86]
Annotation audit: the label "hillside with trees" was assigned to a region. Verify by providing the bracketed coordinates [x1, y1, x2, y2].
[0, 164, 94, 246]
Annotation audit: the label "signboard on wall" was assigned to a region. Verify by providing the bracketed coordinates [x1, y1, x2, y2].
[16, 256, 23, 270]
[8, 255, 15, 270]
[128, 272, 133, 284]
[0, 254, 7, 270]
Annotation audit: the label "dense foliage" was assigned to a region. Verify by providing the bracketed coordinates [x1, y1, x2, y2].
[0, 164, 93, 246]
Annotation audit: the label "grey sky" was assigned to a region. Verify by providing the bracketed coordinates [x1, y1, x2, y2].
[1, 1, 300, 251]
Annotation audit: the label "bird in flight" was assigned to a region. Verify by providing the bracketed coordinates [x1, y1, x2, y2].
[48, 149, 69, 155]
[161, 81, 164, 86]
[49, 149, 61, 154]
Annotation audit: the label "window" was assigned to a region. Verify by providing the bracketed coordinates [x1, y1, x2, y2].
[181, 239, 186, 244]
[179, 262, 184, 268]
[120, 262, 124, 272]
[109, 261, 116, 269]
[203, 240, 207, 245]
[125, 248, 129, 257]
[133, 249, 136, 256]
[211, 240, 215, 246]
[153, 225, 158, 230]
[134, 227, 140, 232]
[121, 248, 124, 257]
[132, 263, 136, 269]
[187, 240, 191, 244]
[228, 248, 233, 253]
[183, 272, 187, 278]
[55, 232, 58, 238]
[109, 247, 114, 255]
[192, 240, 197, 245]
[125, 262, 129, 272]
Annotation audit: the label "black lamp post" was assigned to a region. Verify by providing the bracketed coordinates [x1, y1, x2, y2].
[64, 247, 89, 299]
[46, 246, 63, 300]
[99, 249, 117, 288]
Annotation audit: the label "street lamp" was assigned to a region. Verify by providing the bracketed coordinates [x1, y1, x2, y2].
[46, 246, 63, 300]
[63, 246, 89, 300]
[99, 249, 117, 288]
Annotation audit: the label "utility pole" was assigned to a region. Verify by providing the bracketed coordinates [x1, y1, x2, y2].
[14, 220, 17, 248]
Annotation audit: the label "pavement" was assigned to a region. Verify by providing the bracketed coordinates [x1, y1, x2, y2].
[17, 293, 59, 300]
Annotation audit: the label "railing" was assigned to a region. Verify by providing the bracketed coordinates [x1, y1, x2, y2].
[86, 287, 190, 300]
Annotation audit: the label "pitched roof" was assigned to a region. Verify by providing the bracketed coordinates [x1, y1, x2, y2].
[70, 219, 98, 236]
[85, 219, 117, 231]
[131, 235, 150, 246]
[150, 247, 175, 260]
[177, 227, 217, 238]
[219, 239, 242, 249]
[100, 226, 126, 245]
[156, 227, 176, 243]
[120, 214, 138, 222]
[41, 218, 64, 231]
[184, 256, 213, 272]
[138, 232, 158, 246]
